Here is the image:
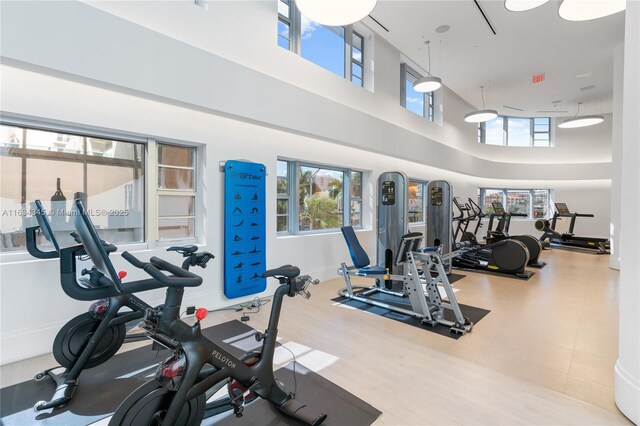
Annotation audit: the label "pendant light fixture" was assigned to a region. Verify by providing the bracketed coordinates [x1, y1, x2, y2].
[558, 102, 604, 128]
[558, 0, 625, 21]
[464, 86, 498, 123]
[413, 40, 442, 93]
[504, 0, 550, 12]
[295, 0, 377, 26]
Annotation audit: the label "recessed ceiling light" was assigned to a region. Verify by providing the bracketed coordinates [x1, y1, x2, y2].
[576, 72, 593, 79]
[295, 0, 377, 26]
[551, 100, 562, 104]
[435, 25, 451, 33]
[580, 85, 596, 91]
[558, 0, 625, 21]
[504, 0, 550, 12]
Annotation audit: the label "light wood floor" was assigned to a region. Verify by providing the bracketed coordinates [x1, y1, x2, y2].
[1, 249, 630, 425]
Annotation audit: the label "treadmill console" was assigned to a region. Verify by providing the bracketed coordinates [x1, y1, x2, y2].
[491, 202, 506, 215]
[555, 203, 571, 215]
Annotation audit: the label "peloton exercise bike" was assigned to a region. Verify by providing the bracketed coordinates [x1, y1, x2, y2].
[535, 202, 610, 254]
[61, 199, 326, 425]
[486, 202, 546, 268]
[26, 199, 214, 412]
[338, 173, 473, 335]
[452, 197, 534, 279]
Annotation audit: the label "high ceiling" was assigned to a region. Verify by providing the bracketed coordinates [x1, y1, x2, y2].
[367, 0, 625, 117]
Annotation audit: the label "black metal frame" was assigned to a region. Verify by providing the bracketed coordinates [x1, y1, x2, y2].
[26, 200, 212, 411]
[128, 277, 325, 425]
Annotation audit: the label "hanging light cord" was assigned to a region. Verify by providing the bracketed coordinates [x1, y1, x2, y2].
[427, 41, 432, 76]
[481, 86, 486, 109]
[576, 102, 582, 117]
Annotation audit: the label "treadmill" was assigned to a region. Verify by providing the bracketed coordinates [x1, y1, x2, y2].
[535, 202, 610, 254]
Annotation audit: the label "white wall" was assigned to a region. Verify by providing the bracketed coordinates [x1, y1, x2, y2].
[614, 1, 640, 423]
[0, 0, 614, 363]
[610, 44, 624, 270]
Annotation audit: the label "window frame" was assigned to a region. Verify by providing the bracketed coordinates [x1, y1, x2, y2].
[400, 63, 435, 122]
[277, 0, 364, 85]
[277, 159, 363, 235]
[277, 0, 291, 50]
[479, 116, 553, 147]
[408, 179, 427, 224]
[478, 188, 552, 219]
[0, 115, 202, 259]
[156, 142, 197, 242]
[276, 159, 292, 234]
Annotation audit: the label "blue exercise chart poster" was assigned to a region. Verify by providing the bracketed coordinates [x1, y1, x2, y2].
[224, 160, 266, 299]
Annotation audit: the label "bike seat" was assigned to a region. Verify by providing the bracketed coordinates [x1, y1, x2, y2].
[167, 245, 198, 255]
[262, 265, 300, 279]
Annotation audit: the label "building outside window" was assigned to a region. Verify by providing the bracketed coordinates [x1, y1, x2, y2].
[0, 123, 145, 252]
[479, 116, 552, 147]
[277, 159, 363, 234]
[277, 0, 364, 87]
[479, 188, 551, 218]
[400, 63, 435, 122]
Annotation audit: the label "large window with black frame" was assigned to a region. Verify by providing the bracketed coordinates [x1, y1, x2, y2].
[276, 159, 362, 234]
[277, 0, 365, 87]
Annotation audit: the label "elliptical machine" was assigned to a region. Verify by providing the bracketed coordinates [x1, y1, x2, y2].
[451, 197, 534, 279]
[486, 202, 546, 268]
[26, 199, 214, 411]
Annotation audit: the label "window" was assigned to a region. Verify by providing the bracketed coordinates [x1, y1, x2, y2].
[277, 0, 364, 86]
[350, 171, 362, 227]
[479, 116, 552, 147]
[533, 117, 551, 147]
[157, 144, 196, 240]
[351, 31, 364, 87]
[277, 159, 362, 234]
[276, 160, 289, 232]
[0, 123, 145, 252]
[408, 180, 426, 223]
[277, 0, 291, 50]
[400, 63, 435, 122]
[479, 188, 551, 219]
[482, 189, 505, 215]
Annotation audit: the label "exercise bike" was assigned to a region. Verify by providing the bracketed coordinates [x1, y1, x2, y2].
[62, 198, 326, 425]
[26, 199, 214, 412]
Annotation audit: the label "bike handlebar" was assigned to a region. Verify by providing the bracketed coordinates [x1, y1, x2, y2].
[120, 251, 203, 290]
[122, 251, 148, 269]
[149, 256, 203, 287]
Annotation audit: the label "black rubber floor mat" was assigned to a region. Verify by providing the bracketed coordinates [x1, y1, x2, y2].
[332, 291, 490, 340]
[1, 320, 380, 426]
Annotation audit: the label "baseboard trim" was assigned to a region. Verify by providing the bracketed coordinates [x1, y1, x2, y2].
[614, 360, 640, 424]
